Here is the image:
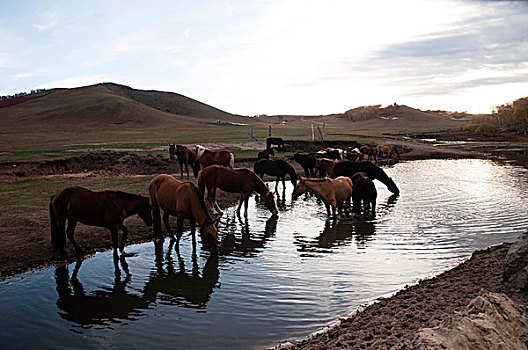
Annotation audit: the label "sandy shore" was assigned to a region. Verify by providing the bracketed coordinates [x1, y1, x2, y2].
[284, 242, 528, 349]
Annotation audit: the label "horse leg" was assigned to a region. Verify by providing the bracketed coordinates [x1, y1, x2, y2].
[325, 203, 331, 217]
[119, 225, 128, 253]
[212, 187, 223, 215]
[163, 212, 174, 240]
[66, 218, 83, 255]
[152, 204, 163, 240]
[236, 193, 244, 217]
[275, 177, 280, 191]
[176, 217, 184, 248]
[282, 176, 286, 191]
[179, 160, 184, 178]
[185, 163, 190, 178]
[190, 218, 196, 250]
[110, 226, 119, 256]
[244, 193, 251, 218]
[331, 200, 337, 218]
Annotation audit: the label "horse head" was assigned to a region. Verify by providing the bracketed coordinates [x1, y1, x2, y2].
[269, 148, 275, 156]
[263, 191, 278, 216]
[292, 177, 307, 199]
[169, 144, 176, 160]
[138, 197, 153, 227]
[200, 217, 219, 254]
[191, 161, 201, 178]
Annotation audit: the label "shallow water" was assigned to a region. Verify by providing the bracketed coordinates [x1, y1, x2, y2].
[1, 159, 528, 349]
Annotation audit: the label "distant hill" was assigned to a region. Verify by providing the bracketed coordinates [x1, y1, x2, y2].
[330, 104, 463, 122]
[0, 83, 246, 129]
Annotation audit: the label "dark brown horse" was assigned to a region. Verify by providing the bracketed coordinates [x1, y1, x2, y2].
[149, 174, 218, 253]
[314, 158, 337, 177]
[359, 146, 377, 162]
[169, 144, 200, 178]
[197, 165, 278, 217]
[49, 186, 153, 256]
[195, 145, 234, 171]
[376, 144, 400, 161]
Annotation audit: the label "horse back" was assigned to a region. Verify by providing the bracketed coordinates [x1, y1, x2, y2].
[52, 186, 125, 226]
[332, 176, 353, 201]
[149, 174, 185, 213]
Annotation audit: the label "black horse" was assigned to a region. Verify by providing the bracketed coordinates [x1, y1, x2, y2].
[351, 172, 377, 215]
[293, 153, 317, 177]
[266, 137, 285, 152]
[333, 161, 399, 195]
[254, 159, 297, 190]
[257, 148, 275, 160]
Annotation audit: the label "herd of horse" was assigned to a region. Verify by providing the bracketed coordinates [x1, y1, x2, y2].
[49, 138, 400, 259]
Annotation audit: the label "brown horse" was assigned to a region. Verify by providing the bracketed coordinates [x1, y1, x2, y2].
[169, 144, 200, 178]
[344, 148, 362, 161]
[197, 165, 278, 217]
[195, 145, 234, 171]
[376, 144, 400, 161]
[359, 145, 377, 162]
[314, 158, 337, 177]
[148, 174, 218, 253]
[49, 186, 153, 256]
[292, 176, 352, 217]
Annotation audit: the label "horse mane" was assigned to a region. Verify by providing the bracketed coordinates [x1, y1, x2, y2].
[108, 190, 148, 203]
[188, 182, 211, 220]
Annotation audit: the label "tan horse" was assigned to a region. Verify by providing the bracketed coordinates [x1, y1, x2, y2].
[49, 186, 152, 256]
[197, 165, 278, 217]
[195, 145, 234, 171]
[292, 176, 352, 217]
[359, 146, 377, 162]
[376, 145, 400, 161]
[149, 174, 218, 253]
[314, 158, 337, 177]
[169, 144, 200, 178]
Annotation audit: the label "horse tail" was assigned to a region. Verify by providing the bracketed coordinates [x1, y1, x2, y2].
[197, 170, 206, 198]
[229, 153, 234, 168]
[49, 195, 63, 252]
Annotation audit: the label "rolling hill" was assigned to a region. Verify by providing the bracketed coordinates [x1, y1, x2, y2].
[0, 83, 247, 129]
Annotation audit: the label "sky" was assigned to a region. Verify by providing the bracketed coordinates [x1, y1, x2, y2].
[1, 0, 527, 116]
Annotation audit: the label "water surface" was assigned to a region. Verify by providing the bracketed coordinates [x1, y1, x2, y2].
[1, 159, 527, 349]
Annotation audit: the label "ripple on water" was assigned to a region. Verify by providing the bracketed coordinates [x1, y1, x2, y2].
[0, 159, 527, 349]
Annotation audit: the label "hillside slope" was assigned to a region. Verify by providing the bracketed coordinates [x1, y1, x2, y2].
[0, 83, 244, 129]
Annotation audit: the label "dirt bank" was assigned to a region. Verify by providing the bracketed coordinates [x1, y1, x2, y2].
[285, 242, 528, 349]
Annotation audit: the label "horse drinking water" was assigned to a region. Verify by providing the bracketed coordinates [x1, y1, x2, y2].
[149, 174, 218, 253]
[292, 176, 353, 218]
[49, 186, 153, 256]
[333, 161, 400, 195]
[197, 165, 278, 217]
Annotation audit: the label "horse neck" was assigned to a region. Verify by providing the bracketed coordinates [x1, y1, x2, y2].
[304, 180, 328, 196]
[118, 197, 143, 218]
[252, 173, 269, 195]
[189, 191, 209, 225]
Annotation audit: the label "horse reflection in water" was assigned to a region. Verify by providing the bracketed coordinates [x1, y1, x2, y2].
[55, 244, 220, 327]
[294, 194, 398, 254]
[219, 214, 278, 256]
[143, 241, 219, 308]
[55, 255, 148, 326]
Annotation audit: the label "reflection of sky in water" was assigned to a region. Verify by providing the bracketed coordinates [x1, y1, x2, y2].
[0, 159, 527, 349]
